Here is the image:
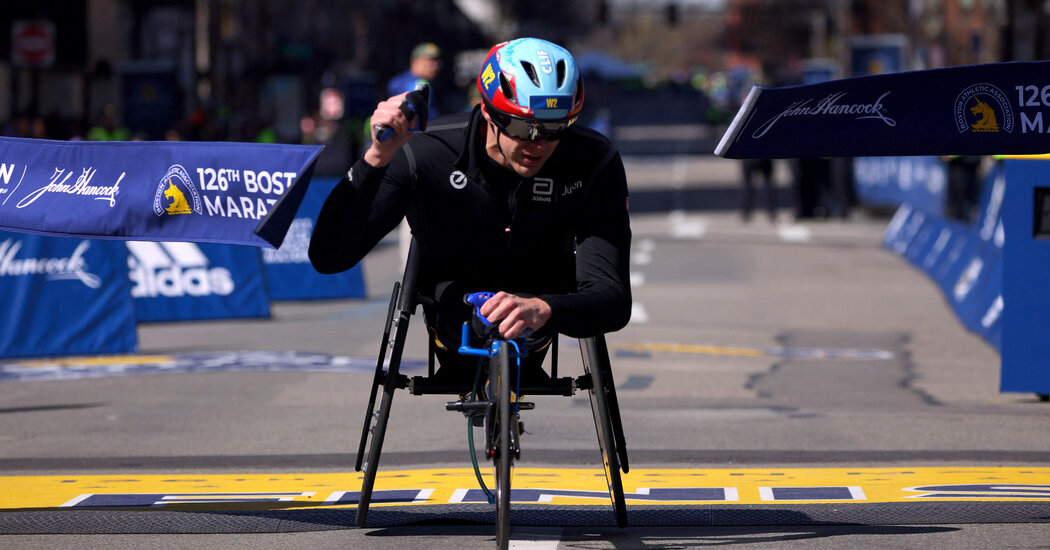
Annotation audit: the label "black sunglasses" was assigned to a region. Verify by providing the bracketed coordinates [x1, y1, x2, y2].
[488, 108, 576, 141]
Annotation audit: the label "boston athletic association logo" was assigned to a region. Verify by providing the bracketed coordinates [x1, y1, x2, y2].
[955, 83, 1014, 134]
[153, 165, 201, 217]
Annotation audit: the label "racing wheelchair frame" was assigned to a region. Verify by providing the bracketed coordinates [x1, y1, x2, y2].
[353, 239, 630, 544]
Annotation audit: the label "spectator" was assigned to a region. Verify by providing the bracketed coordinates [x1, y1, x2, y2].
[945, 155, 983, 222]
[387, 42, 442, 119]
[741, 158, 776, 222]
[86, 105, 131, 141]
[794, 158, 831, 219]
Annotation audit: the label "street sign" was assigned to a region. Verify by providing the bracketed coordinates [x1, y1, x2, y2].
[12, 20, 56, 68]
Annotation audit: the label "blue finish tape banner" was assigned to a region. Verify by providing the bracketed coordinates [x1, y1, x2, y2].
[0, 137, 322, 248]
[128, 241, 270, 323]
[262, 178, 366, 301]
[0, 231, 137, 358]
[716, 61, 1050, 159]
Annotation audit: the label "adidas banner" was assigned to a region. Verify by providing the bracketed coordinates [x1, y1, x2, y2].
[0, 137, 322, 248]
[0, 231, 137, 358]
[127, 241, 270, 323]
[716, 61, 1050, 159]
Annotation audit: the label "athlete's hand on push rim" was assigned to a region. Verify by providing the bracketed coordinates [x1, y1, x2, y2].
[479, 291, 552, 340]
[364, 92, 413, 168]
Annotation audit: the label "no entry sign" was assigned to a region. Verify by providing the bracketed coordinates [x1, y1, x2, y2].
[12, 20, 56, 68]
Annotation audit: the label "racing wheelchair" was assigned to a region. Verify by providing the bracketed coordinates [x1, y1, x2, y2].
[354, 239, 630, 548]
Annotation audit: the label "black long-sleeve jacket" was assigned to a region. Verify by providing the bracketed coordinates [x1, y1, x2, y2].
[308, 106, 632, 338]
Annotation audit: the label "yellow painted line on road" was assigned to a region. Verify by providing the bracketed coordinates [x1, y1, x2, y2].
[2, 467, 1048, 511]
[613, 342, 769, 357]
[11, 355, 177, 368]
[609, 342, 894, 361]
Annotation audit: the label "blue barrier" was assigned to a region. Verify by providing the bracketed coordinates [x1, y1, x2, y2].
[1001, 159, 1050, 394]
[262, 178, 366, 301]
[0, 231, 137, 358]
[883, 162, 1004, 352]
[128, 241, 270, 323]
[0, 220, 365, 357]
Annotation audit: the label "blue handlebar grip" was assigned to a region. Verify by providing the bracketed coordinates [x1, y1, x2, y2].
[465, 291, 495, 326]
[375, 102, 416, 142]
[374, 103, 415, 142]
[373, 83, 429, 142]
[374, 124, 395, 142]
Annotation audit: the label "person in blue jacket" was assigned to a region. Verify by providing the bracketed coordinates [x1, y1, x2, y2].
[387, 42, 442, 119]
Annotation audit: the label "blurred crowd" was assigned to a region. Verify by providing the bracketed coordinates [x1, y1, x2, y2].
[0, 45, 986, 225]
[0, 104, 291, 145]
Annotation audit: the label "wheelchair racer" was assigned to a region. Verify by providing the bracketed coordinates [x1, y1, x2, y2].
[309, 38, 632, 385]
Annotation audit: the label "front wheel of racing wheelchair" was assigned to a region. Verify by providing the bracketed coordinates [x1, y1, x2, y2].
[353, 239, 630, 540]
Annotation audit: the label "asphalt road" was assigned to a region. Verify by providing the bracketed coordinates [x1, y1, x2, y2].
[2, 156, 1049, 548]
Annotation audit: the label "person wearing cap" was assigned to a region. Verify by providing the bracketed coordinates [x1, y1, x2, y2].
[310, 38, 632, 384]
[387, 42, 442, 118]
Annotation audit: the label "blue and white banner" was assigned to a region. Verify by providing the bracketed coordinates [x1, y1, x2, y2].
[716, 61, 1050, 159]
[0, 231, 137, 358]
[882, 162, 1008, 352]
[0, 137, 322, 248]
[883, 204, 1002, 350]
[128, 241, 270, 322]
[854, 156, 947, 213]
[262, 178, 366, 301]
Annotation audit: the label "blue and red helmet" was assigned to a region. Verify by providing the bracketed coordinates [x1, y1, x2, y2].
[477, 38, 584, 140]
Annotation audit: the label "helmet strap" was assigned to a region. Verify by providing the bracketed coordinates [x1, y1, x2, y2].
[488, 120, 510, 164]
[480, 102, 512, 168]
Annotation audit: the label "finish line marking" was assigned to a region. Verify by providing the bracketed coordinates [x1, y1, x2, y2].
[0, 351, 427, 383]
[2, 467, 1047, 511]
[610, 342, 894, 361]
[0, 341, 894, 383]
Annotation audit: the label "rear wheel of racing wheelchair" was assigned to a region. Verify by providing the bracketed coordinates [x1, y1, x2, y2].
[354, 242, 425, 528]
[579, 335, 628, 528]
[354, 280, 412, 527]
